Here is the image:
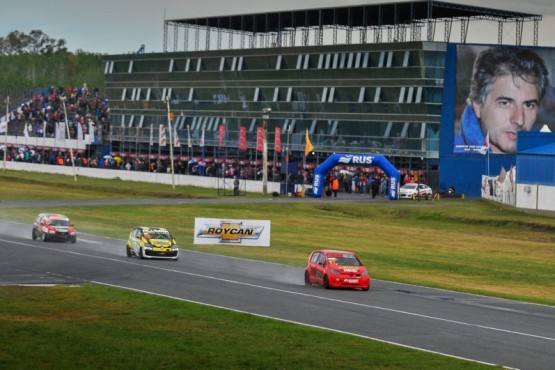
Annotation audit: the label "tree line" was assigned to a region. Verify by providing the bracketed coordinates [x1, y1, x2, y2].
[0, 30, 68, 55]
[0, 30, 104, 92]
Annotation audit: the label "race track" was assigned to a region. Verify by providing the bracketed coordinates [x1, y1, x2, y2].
[0, 218, 554, 369]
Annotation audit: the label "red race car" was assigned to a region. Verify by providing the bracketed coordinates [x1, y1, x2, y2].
[32, 213, 77, 243]
[305, 250, 370, 290]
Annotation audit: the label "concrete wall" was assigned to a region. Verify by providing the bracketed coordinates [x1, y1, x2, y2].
[2, 161, 282, 194]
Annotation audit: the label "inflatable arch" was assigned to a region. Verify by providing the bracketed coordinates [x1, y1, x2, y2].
[309, 153, 400, 200]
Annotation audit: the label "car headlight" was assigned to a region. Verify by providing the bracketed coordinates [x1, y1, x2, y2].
[329, 268, 341, 275]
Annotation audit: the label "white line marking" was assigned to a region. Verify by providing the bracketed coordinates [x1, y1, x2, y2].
[2, 237, 553, 344]
[92, 280, 510, 369]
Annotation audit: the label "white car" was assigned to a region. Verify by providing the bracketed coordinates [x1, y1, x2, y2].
[399, 183, 433, 199]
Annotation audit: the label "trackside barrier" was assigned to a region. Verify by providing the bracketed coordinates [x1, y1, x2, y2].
[2, 161, 281, 194]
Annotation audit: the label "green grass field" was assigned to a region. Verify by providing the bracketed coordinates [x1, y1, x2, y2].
[1, 169, 552, 369]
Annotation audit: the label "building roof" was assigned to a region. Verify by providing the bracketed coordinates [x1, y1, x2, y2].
[166, 1, 540, 34]
[163, 1, 542, 51]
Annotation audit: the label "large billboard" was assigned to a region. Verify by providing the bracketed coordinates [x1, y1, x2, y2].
[452, 45, 555, 155]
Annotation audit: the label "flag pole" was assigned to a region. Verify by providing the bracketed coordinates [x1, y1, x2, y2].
[487, 150, 490, 177]
[166, 97, 175, 190]
[3, 96, 8, 171]
[61, 97, 77, 182]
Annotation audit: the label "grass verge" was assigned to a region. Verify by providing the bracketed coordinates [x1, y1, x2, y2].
[0, 284, 499, 370]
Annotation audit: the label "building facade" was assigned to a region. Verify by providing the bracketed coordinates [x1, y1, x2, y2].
[103, 40, 445, 181]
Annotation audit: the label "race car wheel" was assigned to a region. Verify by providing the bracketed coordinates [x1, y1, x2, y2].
[70, 236, 76, 244]
[32, 230, 37, 240]
[41, 233, 48, 242]
[323, 275, 330, 289]
[139, 248, 145, 259]
[126, 245, 133, 257]
[304, 272, 312, 286]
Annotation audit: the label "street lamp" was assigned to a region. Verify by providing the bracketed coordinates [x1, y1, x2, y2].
[262, 107, 271, 195]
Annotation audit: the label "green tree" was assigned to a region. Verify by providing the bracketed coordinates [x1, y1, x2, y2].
[0, 30, 67, 55]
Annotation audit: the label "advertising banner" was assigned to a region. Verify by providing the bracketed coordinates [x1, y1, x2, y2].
[256, 126, 264, 151]
[239, 126, 247, 151]
[453, 45, 555, 155]
[194, 218, 270, 246]
[274, 127, 281, 153]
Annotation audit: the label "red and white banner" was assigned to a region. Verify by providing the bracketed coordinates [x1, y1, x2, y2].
[159, 124, 166, 146]
[239, 126, 247, 151]
[256, 126, 264, 152]
[218, 125, 225, 147]
[274, 127, 281, 153]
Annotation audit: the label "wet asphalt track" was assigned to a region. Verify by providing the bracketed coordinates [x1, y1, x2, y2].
[1, 196, 554, 369]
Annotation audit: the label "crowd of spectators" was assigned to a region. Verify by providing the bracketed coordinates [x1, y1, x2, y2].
[2, 83, 425, 194]
[2, 143, 424, 198]
[5, 83, 109, 140]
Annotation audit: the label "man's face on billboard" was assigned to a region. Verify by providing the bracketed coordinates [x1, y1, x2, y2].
[472, 74, 540, 154]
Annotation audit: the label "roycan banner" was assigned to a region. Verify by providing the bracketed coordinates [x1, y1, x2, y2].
[194, 218, 271, 246]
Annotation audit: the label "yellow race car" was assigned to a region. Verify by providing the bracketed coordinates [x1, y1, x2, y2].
[126, 226, 179, 261]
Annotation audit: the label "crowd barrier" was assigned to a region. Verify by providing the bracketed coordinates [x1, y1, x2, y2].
[2, 161, 282, 194]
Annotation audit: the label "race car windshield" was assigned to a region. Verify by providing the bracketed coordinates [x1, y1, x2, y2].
[49, 220, 69, 226]
[334, 256, 361, 266]
[149, 232, 172, 240]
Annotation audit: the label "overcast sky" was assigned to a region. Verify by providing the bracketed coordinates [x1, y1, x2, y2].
[1, 0, 554, 54]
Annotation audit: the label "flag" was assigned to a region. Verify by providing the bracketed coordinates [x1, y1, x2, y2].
[199, 128, 205, 147]
[256, 126, 264, 151]
[174, 127, 181, 147]
[149, 124, 154, 146]
[218, 125, 225, 147]
[479, 131, 489, 155]
[187, 125, 192, 148]
[239, 126, 247, 151]
[304, 128, 314, 156]
[274, 127, 281, 153]
[478, 131, 489, 154]
[159, 124, 166, 146]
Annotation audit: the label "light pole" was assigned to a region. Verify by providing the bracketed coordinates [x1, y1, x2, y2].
[285, 122, 290, 196]
[262, 107, 271, 195]
[60, 97, 77, 182]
